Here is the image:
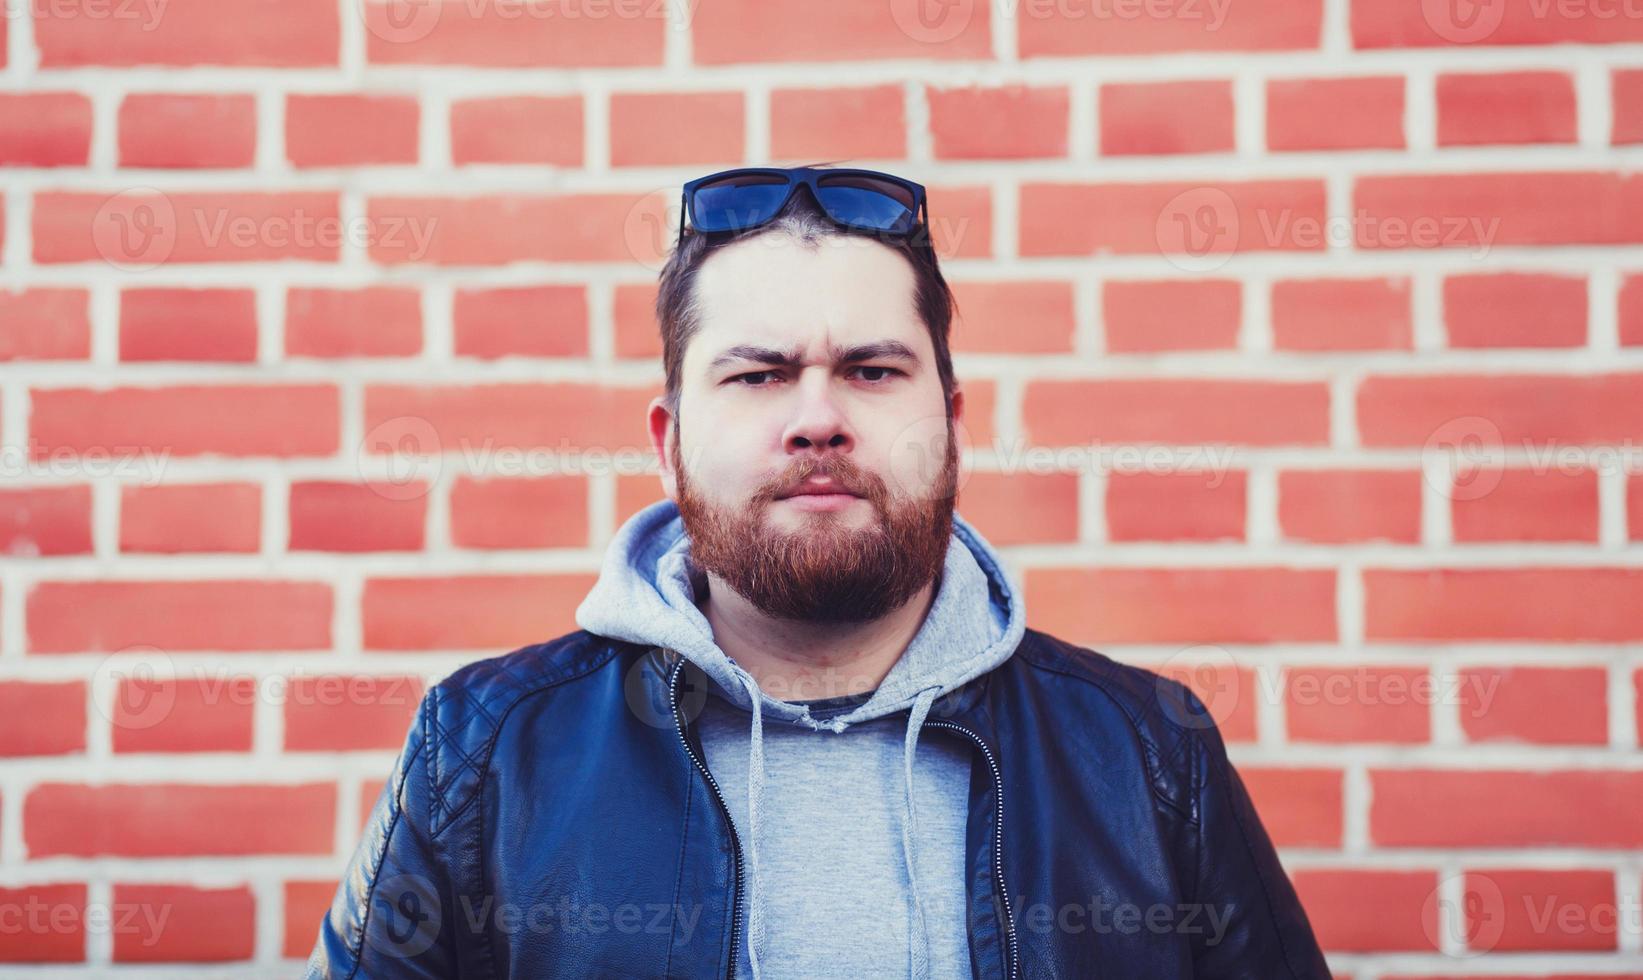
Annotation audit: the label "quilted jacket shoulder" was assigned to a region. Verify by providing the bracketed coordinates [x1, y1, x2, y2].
[419, 630, 629, 837]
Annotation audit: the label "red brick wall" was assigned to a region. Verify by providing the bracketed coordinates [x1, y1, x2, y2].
[2, 0, 1641, 972]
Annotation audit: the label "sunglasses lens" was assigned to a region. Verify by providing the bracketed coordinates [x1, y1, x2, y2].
[691, 173, 792, 232]
[815, 174, 918, 234]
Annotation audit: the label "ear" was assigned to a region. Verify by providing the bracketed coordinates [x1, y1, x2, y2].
[648, 396, 679, 502]
[950, 385, 964, 427]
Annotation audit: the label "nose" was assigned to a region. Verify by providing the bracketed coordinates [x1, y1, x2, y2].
[781, 368, 854, 454]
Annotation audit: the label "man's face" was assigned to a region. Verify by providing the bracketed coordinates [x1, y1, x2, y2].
[653, 232, 963, 623]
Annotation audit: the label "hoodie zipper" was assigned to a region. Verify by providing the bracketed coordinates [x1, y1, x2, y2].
[669, 658, 745, 980]
[921, 719, 1019, 980]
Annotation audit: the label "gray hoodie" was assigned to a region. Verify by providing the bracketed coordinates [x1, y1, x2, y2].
[575, 498, 1026, 979]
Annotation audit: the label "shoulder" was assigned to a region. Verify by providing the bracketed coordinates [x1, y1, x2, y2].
[415, 630, 637, 834]
[1002, 627, 1215, 821]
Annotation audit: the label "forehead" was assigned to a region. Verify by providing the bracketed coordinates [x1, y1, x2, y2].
[685, 233, 928, 368]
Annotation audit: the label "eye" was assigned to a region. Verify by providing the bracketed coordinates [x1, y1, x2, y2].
[729, 370, 781, 387]
[851, 366, 904, 383]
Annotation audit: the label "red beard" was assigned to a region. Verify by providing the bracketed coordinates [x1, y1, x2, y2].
[672, 425, 958, 623]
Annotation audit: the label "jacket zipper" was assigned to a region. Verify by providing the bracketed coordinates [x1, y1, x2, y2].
[669, 658, 745, 980]
[921, 719, 1019, 980]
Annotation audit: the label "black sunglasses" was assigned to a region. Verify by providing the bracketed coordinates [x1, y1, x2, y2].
[678, 166, 928, 243]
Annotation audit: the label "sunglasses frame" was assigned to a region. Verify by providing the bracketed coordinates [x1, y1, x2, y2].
[677, 166, 929, 244]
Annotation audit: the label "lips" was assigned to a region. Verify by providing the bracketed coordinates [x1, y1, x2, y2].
[778, 481, 860, 499]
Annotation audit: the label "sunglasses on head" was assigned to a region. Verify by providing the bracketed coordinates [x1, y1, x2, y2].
[678, 166, 928, 243]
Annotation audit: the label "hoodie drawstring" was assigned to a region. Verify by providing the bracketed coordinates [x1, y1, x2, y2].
[900, 686, 941, 980]
[736, 677, 944, 980]
[738, 670, 769, 980]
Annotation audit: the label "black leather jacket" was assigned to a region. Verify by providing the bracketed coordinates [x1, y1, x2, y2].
[305, 627, 1331, 979]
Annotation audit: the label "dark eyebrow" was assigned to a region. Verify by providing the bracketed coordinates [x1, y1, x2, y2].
[707, 340, 920, 373]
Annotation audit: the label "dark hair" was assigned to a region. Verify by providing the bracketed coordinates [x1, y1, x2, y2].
[654, 164, 959, 427]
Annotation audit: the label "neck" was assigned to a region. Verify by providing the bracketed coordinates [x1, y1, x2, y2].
[697, 573, 939, 704]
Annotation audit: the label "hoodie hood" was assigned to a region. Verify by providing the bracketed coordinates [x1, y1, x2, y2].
[575, 497, 1025, 733]
[575, 497, 1026, 980]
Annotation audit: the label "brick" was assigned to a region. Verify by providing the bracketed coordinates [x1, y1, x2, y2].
[1353, 172, 1643, 248]
[0, 485, 93, 556]
[614, 282, 662, 358]
[1285, 666, 1431, 743]
[37, 0, 338, 66]
[929, 84, 1068, 160]
[453, 285, 588, 358]
[1100, 80, 1233, 156]
[1021, 179, 1327, 256]
[288, 481, 426, 552]
[30, 384, 339, 458]
[1019, 0, 1321, 54]
[112, 884, 254, 962]
[119, 288, 258, 362]
[1107, 471, 1246, 542]
[24, 783, 336, 856]
[449, 476, 590, 550]
[1354, 0, 1643, 46]
[1024, 379, 1330, 446]
[931, 184, 992, 259]
[364, 383, 656, 455]
[1103, 279, 1240, 352]
[34, 191, 342, 264]
[113, 676, 256, 754]
[0, 884, 86, 962]
[953, 472, 1079, 546]
[1370, 769, 1643, 847]
[1272, 277, 1412, 350]
[610, 92, 743, 167]
[1291, 870, 1439, 952]
[283, 880, 337, 959]
[1025, 567, 1337, 644]
[286, 286, 422, 357]
[694, 0, 991, 64]
[362, 574, 598, 650]
[118, 94, 256, 169]
[1438, 72, 1577, 146]
[365, 2, 662, 67]
[27, 580, 332, 653]
[1240, 768, 1344, 847]
[283, 675, 424, 751]
[120, 483, 261, 554]
[770, 86, 905, 161]
[1631, 477, 1643, 538]
[1443, 273, 1587, 348]
[1367, 568, 1643, 642]
[1616, 69, 1643, 144]
[286, 94, 419, 168]
[1464, 869, 1617, 952]
[1624, 274, 1643, 346]
[367, 193, 668, 265]
[950, 281, 1075, 353]
[0, 93, 92, 166]
[451, 96, 583, 166]
[1358, 374, 1643, 446]
[1278, 470, 1422, 544]
[1459, 667, 1609, 746]
[0, 681, 85, 756]
[1267, 76, 1404, 151]
[1451, 468, 1598, 542]
[0, 288, 91, 360]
